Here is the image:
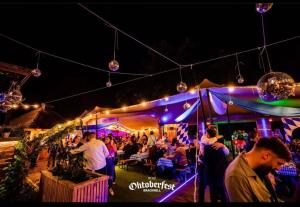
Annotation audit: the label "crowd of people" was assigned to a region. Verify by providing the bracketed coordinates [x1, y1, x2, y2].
[197, 124, 300, 203]
[53, 124, 300, 203]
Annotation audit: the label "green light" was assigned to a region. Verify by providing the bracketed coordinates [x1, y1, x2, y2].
[256, 98, 300, 107]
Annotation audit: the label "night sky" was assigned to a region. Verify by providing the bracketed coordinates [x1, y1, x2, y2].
[1, 2, 300, 121]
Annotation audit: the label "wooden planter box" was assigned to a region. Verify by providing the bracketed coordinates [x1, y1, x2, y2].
[40, 170, 109, 202]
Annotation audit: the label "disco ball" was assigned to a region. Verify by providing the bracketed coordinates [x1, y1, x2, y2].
[108, 59, 119, 71]
[257, 72, 296, 102]
[31, 68, 42, 77]
[237, 75, 244, 84]
[256, 3, 273, 14]
[6, 87, 23, 103]
[183, 102, 191, 110]
[106, 81, 112, 87]
[176, 81, 187, 93]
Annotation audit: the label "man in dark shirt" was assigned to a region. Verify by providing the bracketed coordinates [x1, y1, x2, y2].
[123, 136, 139, 159]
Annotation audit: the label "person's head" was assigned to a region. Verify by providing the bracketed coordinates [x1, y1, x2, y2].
[104, 136, 112, 145]
[251, 137, 291, 175]
[163, 132, 167, 136]
[73, 135, 81, 144]
[82, 131, 90, 142]
[172, 137, 178, 145]
[150, 131, 154, 135]
[129, 136, 135, 144]
[292, 127, 300, 140]
[189, 142, 195, 148]
[88, 132, 96, 140]
[207, 125, 217, 138]
[142, 139, 147, 145]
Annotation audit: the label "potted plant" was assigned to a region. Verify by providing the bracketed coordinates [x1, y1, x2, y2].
[2, 127, 11, 138]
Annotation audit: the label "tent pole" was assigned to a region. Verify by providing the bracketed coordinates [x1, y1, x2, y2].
[226, 103, 235, 158]
[96, 113, 98, 138]
[206, 89, 213, 123]
[199, 88, 207, 130]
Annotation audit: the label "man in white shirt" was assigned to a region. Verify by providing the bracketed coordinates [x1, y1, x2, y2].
[70, 132, 115, 196]
[70, 132, 109, 171]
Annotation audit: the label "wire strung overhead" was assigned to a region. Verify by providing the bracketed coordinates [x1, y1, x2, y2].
[0, 33, 149, 77]
[78, 3, 181, 67]
[43, 34, 300, 104]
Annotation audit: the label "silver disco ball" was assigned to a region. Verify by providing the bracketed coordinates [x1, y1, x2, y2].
[183, 102, 191, 110]
[257, 72, 296, 102]
[108, 59, 119, 71]
[176, 81, 187, 93]
[256, 3, 273, 14]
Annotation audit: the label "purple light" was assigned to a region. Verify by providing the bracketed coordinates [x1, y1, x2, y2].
[150, 114, 156, 117]
[157, 173, 198, 203]
[162, 115, 169, 122]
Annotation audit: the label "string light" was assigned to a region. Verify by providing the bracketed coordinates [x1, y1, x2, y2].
[189, 88, 196, 94]
[105, 110, 110, 115]
[164, 96, 169, 101]
[228, 86, 235, 93]
[33, 104, 39, 108]
[141, 101, 147, 106]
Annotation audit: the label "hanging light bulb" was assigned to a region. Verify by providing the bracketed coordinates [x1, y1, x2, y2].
[32, 51, 42, 77]
[228, 100, 234, 105]
[106, 81, 112, 87]
[106, 72, 112, 87]
[183, 102, 191, 110]
[31, 68, 41, 77]
[237, 75, 244, 84]
[164, 105, 168, 112]
[108, 30, 120, 71]
[235, 53, 244, 84]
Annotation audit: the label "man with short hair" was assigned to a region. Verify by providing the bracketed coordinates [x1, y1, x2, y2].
[225, 137, 292, 202]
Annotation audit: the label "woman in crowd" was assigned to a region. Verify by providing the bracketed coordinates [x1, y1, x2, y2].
[104, 135, 118, 185]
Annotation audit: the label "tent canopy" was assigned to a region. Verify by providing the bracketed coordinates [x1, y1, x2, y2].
[82, 80, 300, 129]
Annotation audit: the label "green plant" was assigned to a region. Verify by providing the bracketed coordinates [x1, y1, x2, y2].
[0, 141, 29, 201]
